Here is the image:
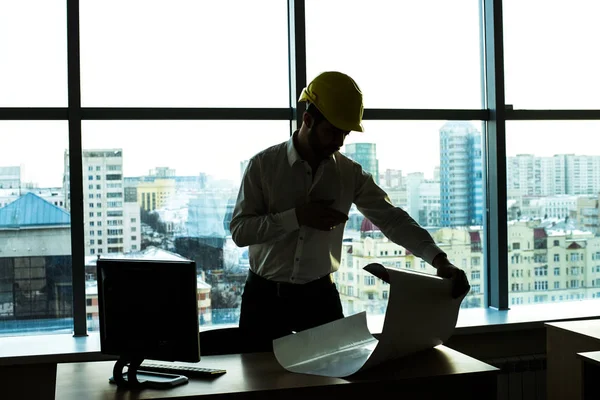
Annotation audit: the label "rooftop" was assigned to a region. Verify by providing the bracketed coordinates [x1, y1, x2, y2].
[0, 193, 70, 228]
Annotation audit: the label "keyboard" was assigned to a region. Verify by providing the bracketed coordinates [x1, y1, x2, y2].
[139, 361, 227, 378]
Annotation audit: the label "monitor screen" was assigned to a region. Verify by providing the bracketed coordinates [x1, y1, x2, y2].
[97, 257, 200, 363]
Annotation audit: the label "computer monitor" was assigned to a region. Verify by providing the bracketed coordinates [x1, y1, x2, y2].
[97, 257, 200, 388]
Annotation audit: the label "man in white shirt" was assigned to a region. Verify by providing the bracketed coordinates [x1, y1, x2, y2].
[230, 71, 470, 351]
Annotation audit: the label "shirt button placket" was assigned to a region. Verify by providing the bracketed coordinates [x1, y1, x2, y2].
[293, 227, 304, 281]
[305, 165, 312, 187]
[295, 164, 310, 282]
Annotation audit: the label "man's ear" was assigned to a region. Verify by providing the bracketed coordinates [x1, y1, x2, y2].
[302, 111, 313, 129]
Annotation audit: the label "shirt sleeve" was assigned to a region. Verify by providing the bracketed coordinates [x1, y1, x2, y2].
[352, 163, 445, 265]
[229, 157, 299, 247]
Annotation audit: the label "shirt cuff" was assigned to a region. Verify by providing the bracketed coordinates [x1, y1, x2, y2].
[278, 208, 299, 233]
[421, 244, 447, 266]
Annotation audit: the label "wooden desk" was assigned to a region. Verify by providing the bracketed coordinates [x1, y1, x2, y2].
[56, 345, 498, 400]
[0, 332, 113, 400]
[578, 351, 600, 400]
[546, 320, 600, 400]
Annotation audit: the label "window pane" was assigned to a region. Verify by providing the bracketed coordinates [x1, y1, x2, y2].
[506, 121, 600, 306]
[306, 0, 483, 109]
[0, 122, 72, 337]
[336, 120, 485, 318]
[80, 0, 289, 107]
[81, 121, 288, 330]
[504, 1, 600, 109]
[0, 1, 67, 106]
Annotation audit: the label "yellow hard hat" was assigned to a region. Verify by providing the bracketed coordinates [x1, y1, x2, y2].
[298, 71, 364, 132]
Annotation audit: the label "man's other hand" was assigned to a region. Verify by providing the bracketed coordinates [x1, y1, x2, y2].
[296, 200, 348, 231]
[433, 255, 470, 299]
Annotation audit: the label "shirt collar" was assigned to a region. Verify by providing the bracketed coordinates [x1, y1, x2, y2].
[287, 131, 302, 167]
[287, 131, 338, 167]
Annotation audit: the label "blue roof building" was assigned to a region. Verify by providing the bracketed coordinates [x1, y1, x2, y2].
[0, 192, 70, 228]
[0, 193, 72, 331]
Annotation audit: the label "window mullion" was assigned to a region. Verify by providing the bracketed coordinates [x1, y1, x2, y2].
[482, 0, 509, 310]
[67, 0, 87, 336]
[288, 0, 307, 134]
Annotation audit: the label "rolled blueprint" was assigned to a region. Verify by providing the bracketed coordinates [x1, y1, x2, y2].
[273, 263, 466, 377]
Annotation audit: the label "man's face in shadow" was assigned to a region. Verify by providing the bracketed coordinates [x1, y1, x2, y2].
[307, 115, 350, 161]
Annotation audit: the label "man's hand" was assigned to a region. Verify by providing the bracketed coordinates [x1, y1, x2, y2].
[433, 255, 470, 299]
[296, 200, 348, 231]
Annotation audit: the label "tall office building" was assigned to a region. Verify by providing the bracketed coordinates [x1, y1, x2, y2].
[63, 149, 141, 255]
[344, 143, 379, 185]
[439, 122, 483, 227]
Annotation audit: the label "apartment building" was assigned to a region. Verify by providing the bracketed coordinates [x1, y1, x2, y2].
[63, 149, 141, 256]
[335, 220, 484, 313]
[575, 196, 600, 234]
[137, 178, 177, 212]
[507, 154, 600, 198]
[335, 220, 600, 313]
[508, 220, 600, 305]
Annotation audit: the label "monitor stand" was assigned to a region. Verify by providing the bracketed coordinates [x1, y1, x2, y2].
[110, 357, 188, 389]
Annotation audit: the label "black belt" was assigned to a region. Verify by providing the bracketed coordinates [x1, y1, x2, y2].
[246, 270, 334, 298]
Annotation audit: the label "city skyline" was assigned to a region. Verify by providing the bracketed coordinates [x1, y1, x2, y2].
[3, 128, 600, 331]
[4, 120, 600, 189]
[3, 129, 600, 240]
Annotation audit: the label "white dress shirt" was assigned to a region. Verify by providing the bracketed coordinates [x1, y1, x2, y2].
[230, 133, 445, 284]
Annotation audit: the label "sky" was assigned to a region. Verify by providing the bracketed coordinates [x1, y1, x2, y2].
[1, 0, 600, 187]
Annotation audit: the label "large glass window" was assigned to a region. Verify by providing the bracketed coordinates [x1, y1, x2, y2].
[335, 120, 486, 316]
[81, 121, 287, 330]
[306, 0, 483, 109]
[79, 0, 289, 107]
[0, 0, 68, 106]
[0, 122, 72, 336]
[506, 121, 600, 306]
[504, 0, 600, 109]
[5, 0, 600, 340]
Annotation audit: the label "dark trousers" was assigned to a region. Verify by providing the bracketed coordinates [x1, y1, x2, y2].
[238, 270, 344, 352]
